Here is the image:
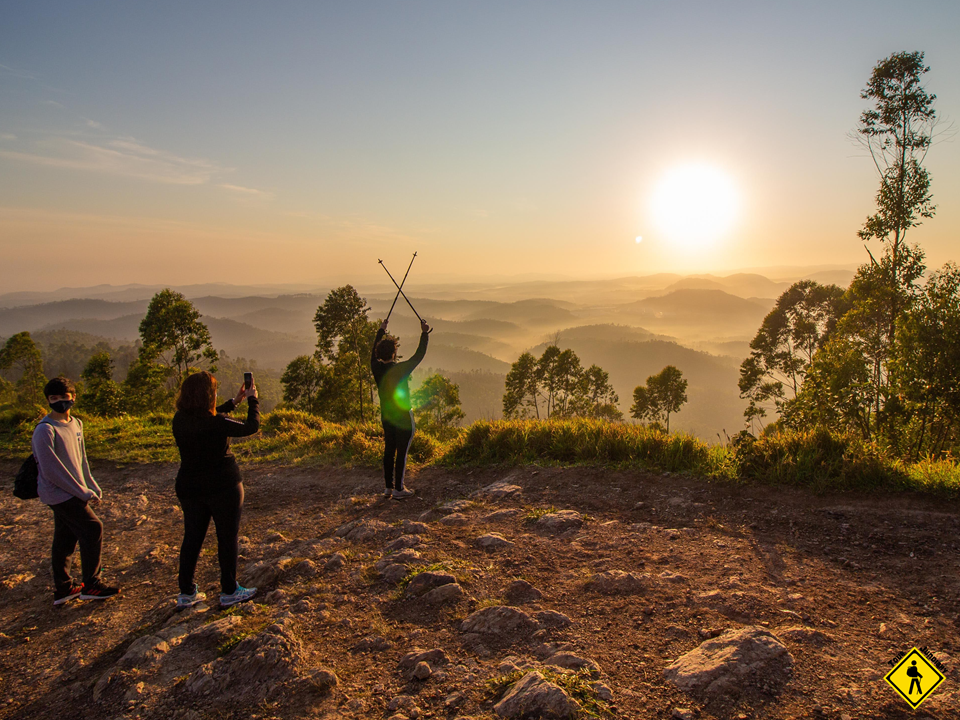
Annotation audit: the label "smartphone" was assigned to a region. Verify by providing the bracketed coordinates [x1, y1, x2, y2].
[244, 372, 253, 389]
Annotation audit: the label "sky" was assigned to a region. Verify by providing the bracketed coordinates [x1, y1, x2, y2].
[1, 1, 959, 292]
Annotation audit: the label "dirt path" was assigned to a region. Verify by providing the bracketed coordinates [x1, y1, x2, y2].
[1, 460, 958, 719]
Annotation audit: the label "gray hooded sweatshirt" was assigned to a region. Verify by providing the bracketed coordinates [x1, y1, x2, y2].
[31, 415, 102, 506]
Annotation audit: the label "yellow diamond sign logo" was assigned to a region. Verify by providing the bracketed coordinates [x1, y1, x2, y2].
[884, 647, 945, 708]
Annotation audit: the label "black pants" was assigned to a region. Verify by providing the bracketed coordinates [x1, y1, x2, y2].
[177, 482, 243, 595]
[382, 416, 415, 490]
[50, 496, 103, 592]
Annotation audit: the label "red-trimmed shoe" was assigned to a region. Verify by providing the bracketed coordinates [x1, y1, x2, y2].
[53, 584, 82, 606]
[80, 581, 120, 601]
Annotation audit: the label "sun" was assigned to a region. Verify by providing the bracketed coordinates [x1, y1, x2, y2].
[649, 163, 739, 250]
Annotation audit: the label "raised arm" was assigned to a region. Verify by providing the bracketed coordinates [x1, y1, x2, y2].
[397, 320, 431, 375]
[219, 396, 260, 438]
[371, 323, 386, 370]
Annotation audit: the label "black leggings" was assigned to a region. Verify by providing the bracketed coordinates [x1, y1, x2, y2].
[50, 496, 103, 592]
[383, 417, 415, 490]
[177, 483, 243, 595]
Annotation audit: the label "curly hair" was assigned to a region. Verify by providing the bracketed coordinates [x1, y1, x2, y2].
[44, 376, 76, 398]
[374, 335, 399, 363]
[175, 371, 218, 414]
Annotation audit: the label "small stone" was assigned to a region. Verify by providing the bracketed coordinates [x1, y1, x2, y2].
[440, 513, 469, 526]
[264, 530, 288, 543]
[382, 564, 409, 585]
[324, 553, 346, 572]
[413, 661, 432, 680]
[535, 510, 583, 533]
[404, 571, 456, 598]
[476, 533, 515, 550]
[422, 583, 466, 605]
[302, 667, 338, 694]
[672, 708, 694, 720]
[534, 610, 572, 629]
[385, 535, 422, 552]
[584, 570, 647, 595]
[504, 580, 543, 605]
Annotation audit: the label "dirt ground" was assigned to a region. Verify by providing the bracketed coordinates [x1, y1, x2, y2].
[1, 459, 958, 720]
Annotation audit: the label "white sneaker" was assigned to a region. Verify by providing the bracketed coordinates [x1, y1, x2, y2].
[176, 584, 207, 609]
[392, 487, 414, 499]
[220, 585, 257, 607]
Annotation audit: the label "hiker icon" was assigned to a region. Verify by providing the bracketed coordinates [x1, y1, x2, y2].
[907, 660, 923, 694]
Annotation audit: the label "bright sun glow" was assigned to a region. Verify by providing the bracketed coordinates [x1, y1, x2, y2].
[649, 164, 739, 250]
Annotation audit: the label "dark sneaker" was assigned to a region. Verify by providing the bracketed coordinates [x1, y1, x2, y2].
[220, 585, 256, 607]
[383, 488, 393, 498]
[392, 487, 414, 499]
[54, 584, 82, 606]
[80, 582, 120, 600]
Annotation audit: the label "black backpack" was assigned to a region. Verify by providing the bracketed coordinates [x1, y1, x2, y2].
[14, 454, 39, 500]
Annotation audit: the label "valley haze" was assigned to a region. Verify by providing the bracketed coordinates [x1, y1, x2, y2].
[0, 267, 855, 439]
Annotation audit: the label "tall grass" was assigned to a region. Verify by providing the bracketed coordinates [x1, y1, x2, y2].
[2, 406, 957, 497]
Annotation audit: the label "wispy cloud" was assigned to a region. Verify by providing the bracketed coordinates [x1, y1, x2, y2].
[0, 136, 222, 185]
[0, 133, 16, 141]
[41, 99, 64, 108]
[0, 63, 36, 80]
[85, 118, 104, 129]
[219, 183, 274, 199]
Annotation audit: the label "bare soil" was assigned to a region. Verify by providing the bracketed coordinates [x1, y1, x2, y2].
[1, 460, 958, 719]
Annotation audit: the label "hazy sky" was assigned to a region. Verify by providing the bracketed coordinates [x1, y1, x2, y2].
[2, 1, 958, 292]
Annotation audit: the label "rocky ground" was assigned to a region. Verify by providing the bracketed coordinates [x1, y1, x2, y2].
[1, 460, 958, 720]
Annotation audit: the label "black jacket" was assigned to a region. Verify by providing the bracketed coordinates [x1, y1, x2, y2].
[172, 397, 260, 496]
[371, 329, 429, 429]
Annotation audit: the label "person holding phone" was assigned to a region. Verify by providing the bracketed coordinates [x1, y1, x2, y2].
[371, 319, 431, 498]
[172, 371, 259, 608]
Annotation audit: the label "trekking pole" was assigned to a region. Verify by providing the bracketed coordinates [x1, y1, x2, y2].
[381, 252, 417, 322]
[378, 257, 424, 323]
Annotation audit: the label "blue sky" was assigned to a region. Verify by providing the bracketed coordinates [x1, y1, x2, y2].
[1, 1, 958, 290]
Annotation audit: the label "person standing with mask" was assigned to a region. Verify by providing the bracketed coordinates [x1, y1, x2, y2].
[32, 376, 120, 605]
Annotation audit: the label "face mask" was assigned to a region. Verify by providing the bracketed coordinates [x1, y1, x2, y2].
[49, 399, 75, 414]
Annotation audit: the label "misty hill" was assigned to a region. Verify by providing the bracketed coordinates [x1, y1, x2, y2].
[0, 299, 148, 337]
[616, 290, 772, 337]
[663, 273, 788, 299]
[552, 324, 657, 344]
[418, 344, 511, 375]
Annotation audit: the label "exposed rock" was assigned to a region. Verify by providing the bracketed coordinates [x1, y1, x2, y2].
[493, 671, 581, 719]
[401, 520, 431, 534]
[504, 580, 543, 605]
[545, 651, 601, 677]
[584, 570, 647, 595]
[116, 635, 169, 670]
[422, 583, 466, 605]
[299, 667, 338, 695]
[289, 559, 318, 578]
[535, 510, 583, 533]
[672, 708, 695, 720]
[181, 615, 244, 649]
[385, 534, 422, 552]
[484, 509, 521, 523]
[444, 690, 466, 709]
[461, 606, 537, 639]
[438, 499, 473, 514]
[324, 552, 346, 572]
[264, 530, 287, 543]
[413, 661, 432, 680]
[535, 610, 573, 630]
[473, 481, 522, 499]
[659, 570, 688, 583]
[440, 513, 469, 526]
[264, 589, 286, 604]
[186, 620, 303, 699]
[381, 564, 409, 585]
[404, 571, 456, 598]
[475, 533, 515, 550]
[377, 548, 422, 569]
[244, 560, 282, 588]
[346, 519, 395, 542]
[591, 681, 614, 702]
[663, 626, 794, 700]
[400, 648, 449, 673]
[352, 635, 393, 653]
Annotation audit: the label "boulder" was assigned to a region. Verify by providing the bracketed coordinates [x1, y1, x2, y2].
[545, 651, 600, 677]
[504, 580, 543, 605]
[385, 535, 422, 552]
[460, 606, 537, 639]
[534, 610, 573, 630]
[475, 534, 515, 551]
[245, 560, 282, 588]
[404, 571, 456, 598]
[584, 570, 647, 595]
[663, 626, 794, 700]
[381, 564, 409, 585]
[493, 671, 581, 719]
[116, 635, 169, 670]
[535, 511, 582, 533]
[422, 583, 466, 606]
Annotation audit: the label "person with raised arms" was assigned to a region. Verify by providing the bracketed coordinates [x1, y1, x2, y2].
[371, 318, 431, 499]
